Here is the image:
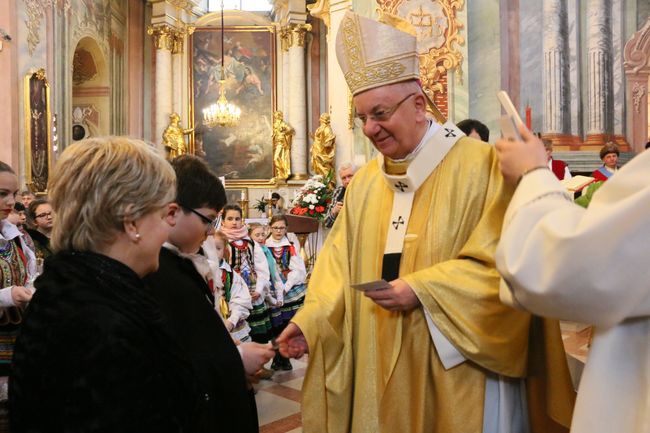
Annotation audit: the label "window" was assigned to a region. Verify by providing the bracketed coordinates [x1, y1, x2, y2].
[208, 0, 272, 11]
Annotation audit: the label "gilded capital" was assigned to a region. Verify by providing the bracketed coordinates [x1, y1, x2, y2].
[147, 24, 175, 51]
[290, 23, 312, 48]
[279, 26, 292, 52]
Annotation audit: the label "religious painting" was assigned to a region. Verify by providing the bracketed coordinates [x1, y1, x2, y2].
[190, 26, 276, 185]
[23, 69, 52, 194]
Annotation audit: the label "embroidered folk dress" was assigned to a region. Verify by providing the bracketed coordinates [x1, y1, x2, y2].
[265, 236, 306, 327]
[216, 259, 252, 342]
[228, 237, 272, 342]
[0, 221, 35, 376]
[291, 122, 575, 433]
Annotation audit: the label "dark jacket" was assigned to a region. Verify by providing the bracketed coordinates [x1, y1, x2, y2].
[9, 251, 198, 433]
[24, 228, 52, 260]
[145, 247, 259, 433]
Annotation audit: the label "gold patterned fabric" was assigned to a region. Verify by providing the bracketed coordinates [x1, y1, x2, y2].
[335, 11, 420, 96]
[292, 137, 574, 432]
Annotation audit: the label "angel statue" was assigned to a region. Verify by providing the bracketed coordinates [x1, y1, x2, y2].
[162, 113, 194, 160]
[271, 111, 294, 184]
[310, 113, 336, 185]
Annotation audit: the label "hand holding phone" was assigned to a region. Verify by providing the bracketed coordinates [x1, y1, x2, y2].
[497, 91, 523, 141]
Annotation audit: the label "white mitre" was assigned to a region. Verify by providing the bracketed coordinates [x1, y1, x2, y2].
[335, 10, 420, 96]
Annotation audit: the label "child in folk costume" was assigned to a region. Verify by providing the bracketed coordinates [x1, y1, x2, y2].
[248, 223, 285, 334]
[220, 205, 273, 344]
[206, 231, 252, 343]
[0, 162, 36, 380]
[265, 215, 307, 371]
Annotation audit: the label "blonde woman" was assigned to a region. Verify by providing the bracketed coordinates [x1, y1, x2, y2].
[9, 137, 198, 433]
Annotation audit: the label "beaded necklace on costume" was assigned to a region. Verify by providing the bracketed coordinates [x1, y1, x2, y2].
[270, 241, 295, 280]
[0, 239, 28, 289]
[229, 239, 256, 287]
[218, 259, 233, 319]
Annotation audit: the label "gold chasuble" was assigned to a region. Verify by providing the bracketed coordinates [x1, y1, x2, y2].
[292, 129, 574, 432]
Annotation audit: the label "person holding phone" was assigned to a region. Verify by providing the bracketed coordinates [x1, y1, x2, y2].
[496, 124, 650, 433]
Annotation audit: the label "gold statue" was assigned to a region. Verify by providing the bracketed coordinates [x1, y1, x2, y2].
[271, 111, 294, 184]
[162, 113, 193, 160]
[310, 113, 336, 183]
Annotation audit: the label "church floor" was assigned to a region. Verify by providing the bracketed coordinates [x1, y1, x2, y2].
[253, 323, 590, 432]
[255, 356, 308, 433]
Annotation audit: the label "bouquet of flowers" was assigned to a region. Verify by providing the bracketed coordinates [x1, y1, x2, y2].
[289, 173, 333, 221]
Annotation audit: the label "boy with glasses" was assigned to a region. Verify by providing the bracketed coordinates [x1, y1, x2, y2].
[145, 155, 273, 433]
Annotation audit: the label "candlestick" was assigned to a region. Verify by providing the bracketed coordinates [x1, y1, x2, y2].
[265, 197, 274, 219]
[237, 199, 249, 219]
[240, 190, 246, 201]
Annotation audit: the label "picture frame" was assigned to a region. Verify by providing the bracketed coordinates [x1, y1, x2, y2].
[224, 187, 248, 207]
[190, 25, 277, 186]
[23, 69, 52, 195]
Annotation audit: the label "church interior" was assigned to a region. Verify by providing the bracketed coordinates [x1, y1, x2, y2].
[1, 0, 649, 432]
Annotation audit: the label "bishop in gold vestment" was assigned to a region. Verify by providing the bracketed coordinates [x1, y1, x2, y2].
[279, 11, 574, 433]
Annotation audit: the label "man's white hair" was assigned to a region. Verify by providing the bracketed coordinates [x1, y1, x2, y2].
[338, 162, 357, 175]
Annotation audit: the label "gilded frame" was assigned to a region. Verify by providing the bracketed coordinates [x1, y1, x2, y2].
[377, 0, 465, 110]
[23, 69, 52, 195]
[189, 25, 277, 187]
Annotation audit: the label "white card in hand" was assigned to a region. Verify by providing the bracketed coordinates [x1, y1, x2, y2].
[351, 279, 391, 292]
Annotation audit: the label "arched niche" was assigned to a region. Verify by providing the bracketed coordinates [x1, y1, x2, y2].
[624, 17, 650, 153]
[71, 36, 110, 140]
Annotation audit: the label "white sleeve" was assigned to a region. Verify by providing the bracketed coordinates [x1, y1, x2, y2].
[496, 152, 650, 329]
[0, 287, 15, 307]
[284, 246, 307, 292]
[564, 165, 572, 180]
[227, 272, 252, 326]
[253, 244, 270, 296]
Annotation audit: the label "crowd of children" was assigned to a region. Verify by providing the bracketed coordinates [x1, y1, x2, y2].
[201, 205, 308, 376]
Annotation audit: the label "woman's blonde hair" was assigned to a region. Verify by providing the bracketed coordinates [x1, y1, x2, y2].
[48, 137, 176, 252]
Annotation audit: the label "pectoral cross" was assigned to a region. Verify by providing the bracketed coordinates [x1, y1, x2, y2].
[394, 181, 409, 192]
[444, 128, 457, 138]
[392, 216, 405, 230]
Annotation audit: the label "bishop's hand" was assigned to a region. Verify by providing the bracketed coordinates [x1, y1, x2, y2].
[276, 322, 308, 359]
[364, 278, 421, 312]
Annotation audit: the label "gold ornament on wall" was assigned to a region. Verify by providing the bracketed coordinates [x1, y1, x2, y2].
[376, 0, 465, 101]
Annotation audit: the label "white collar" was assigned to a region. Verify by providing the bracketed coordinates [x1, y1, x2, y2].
[388, 120, 439, 163]
[265, 236, 291, 248]
[377, 121, 464, 193]
[0, 220, 22, 242]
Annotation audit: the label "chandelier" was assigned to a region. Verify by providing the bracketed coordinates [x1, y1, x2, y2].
[203, 0, 241, 128]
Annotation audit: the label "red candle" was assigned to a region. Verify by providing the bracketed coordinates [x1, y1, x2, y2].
[525, 105, 532, 130]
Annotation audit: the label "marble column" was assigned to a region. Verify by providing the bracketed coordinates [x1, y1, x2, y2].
[280, 26, 291, 119]
[287, 23, 311, 180]
[147, 24, 174, 150]
[542, 0, 570, 135]
[309, 0, 355, 169]
[585, 0, 613, 145]
[171, 30, 184, 118]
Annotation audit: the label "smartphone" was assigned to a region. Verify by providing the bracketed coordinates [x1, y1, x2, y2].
[497, 90, 523, 141]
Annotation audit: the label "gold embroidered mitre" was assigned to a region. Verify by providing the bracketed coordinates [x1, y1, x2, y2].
[336, 11, 420, 96]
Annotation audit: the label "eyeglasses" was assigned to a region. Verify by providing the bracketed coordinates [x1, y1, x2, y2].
[181, 205, 219, 233]
[270, 226, 287, 231]
[35, 212, 53, 219]
[354, 93, 416, 127]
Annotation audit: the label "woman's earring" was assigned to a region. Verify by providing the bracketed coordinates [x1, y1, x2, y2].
[135, 233, 141, 241]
